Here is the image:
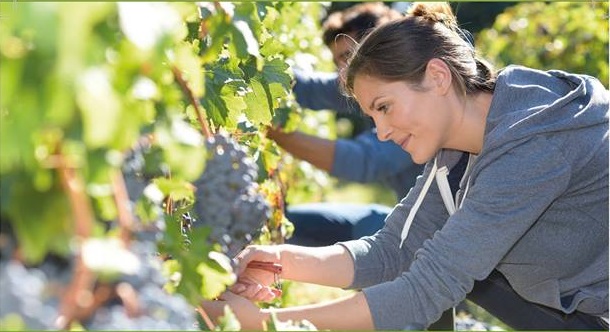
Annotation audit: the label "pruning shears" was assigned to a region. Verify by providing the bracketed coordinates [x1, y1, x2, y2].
[246, 261, 283, 297]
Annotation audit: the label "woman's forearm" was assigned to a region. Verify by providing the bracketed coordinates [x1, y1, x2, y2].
[278, 244, 354, 288]
[262, 292, 374, 330]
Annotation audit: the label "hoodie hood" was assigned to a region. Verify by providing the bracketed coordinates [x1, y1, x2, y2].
[482, 65, 608, 164]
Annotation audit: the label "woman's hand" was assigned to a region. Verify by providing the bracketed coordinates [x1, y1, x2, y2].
[201, 291, 268, 330]
[230, 245, 282, 302]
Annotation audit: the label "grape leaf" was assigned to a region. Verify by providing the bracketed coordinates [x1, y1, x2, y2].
[262, 57, 292, 90]
[197, 259, 235, 300]
[243, 75, 273, 125]
[8, 180, 72, 263]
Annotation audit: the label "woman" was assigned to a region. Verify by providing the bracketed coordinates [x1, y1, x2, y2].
[202, 3, 609, 330]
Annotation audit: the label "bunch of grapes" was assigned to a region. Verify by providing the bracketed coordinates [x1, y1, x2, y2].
[192, 133, 271, 257]
[83, 241, 198, 330]
[0, 222, 198, 330]
[0, 219, 63, 329]
[121, 138, 167, 244]
[0, 259, 63, 330]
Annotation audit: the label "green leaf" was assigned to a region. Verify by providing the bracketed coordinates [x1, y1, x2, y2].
[239, 55, 259, 80]
[172, 42, 204, 99]
[259, 139, 281, 174]
[262, 58, 292, 90]
[216, 306, 241, 331]
[243, 76, 272, 125]
[76, 67, 122, 148]
[154, 119, 206, 181]
[220, 81, 248, 123]
[152, 178, 195, 203]
[200, 14, 231, 64]
[234, 2, 264, 39]
[260, 37, 285, 57]
[197, 258, 234, 300]
[7, 179, 72, 263]
[201, 68, 233, 127]
[229, 21, 260, 59]
[0, 313, 26, 331]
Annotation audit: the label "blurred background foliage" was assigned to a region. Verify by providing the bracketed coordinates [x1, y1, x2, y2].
[477, 1, 608, 88]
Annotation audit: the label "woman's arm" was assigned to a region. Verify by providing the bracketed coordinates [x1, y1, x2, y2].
[235, 243, 355, 288]
[202, 290, 374, 330]
[265, 292, 374, 330]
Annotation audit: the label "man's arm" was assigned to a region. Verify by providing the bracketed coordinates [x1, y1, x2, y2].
[292, 68, 359, 114]
[266, 127, 336, 172]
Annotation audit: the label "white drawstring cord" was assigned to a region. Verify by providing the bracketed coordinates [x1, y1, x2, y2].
[436, 166, 457, 216]
[400, 154, 476, 248]
[399, 159, 438, 248]
[399, 153, 475, 331]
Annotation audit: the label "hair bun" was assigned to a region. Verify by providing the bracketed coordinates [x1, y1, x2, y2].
[408, 2, 457, 27]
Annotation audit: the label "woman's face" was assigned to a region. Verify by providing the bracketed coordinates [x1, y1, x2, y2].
[353, 73, 453, 164]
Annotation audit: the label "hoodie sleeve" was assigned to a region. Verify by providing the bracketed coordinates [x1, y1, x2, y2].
[343, 137, 572, 329]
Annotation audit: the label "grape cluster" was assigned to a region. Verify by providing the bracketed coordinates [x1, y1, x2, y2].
[192, 133, 271, 257]
[0, 260, 62, 329]
[0, 240, 198, 331]
[84, 241, 198, 330]
[121, 138, 167, 244]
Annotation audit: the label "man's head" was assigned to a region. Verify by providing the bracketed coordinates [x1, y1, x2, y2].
[322, 2, 402, 69]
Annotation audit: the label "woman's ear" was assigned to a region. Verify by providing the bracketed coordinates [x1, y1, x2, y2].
[425, 58, 452, 95]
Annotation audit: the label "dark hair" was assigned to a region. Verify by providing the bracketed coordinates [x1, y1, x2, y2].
[345, 2, 496, 98]
[322, 2, 402, 46]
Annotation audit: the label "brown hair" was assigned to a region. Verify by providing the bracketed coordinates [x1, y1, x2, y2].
[345, 2, 496, 98]
[322, 2, 402, 46]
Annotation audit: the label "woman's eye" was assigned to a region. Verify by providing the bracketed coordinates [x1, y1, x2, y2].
[376, 104, 389, 114]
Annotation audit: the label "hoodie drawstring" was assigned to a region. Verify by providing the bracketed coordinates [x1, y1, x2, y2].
[399, 154, 474, 248]
[400, 159, 438, 248]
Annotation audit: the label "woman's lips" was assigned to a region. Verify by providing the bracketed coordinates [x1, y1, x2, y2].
[397, 135, 411, 150]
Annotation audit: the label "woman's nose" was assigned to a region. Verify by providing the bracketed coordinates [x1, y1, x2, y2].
[375, 124, 392, 142]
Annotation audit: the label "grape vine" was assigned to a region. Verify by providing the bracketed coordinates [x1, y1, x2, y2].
[0, 1, 330, 330]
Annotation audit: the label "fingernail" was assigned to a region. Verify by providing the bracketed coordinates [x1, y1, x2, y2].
[233, 284, 246, 293]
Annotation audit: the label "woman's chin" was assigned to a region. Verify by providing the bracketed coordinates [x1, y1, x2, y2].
[410, 154, 428, 165]
[409, 150, 436, 165]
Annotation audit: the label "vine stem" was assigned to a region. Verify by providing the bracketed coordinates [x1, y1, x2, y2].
[54, 151, 95, 330]
[71, 284, 115, 322]
[196, 305, 216, 330]
[268, 162, 287, 225]
[163, 168, 174, 216]
[116, 282, 142, 317]
[111, 170, 134, 245]
[172, 65, 214, 139]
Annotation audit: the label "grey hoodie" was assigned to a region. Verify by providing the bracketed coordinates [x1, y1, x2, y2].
[340, 65, 609, 329]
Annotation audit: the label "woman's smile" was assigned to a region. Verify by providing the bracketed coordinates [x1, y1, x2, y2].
[396, 134, 412, 151]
